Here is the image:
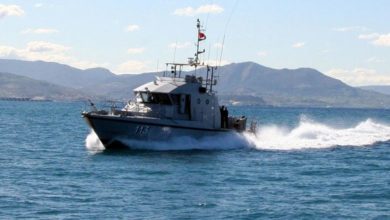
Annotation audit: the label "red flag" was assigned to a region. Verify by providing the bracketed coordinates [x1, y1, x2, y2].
[198, 32, 206, 40]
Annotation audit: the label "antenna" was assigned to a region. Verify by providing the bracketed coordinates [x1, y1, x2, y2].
[172, 41, 177, 63]
[156, 59, 159, 74]
[219, 0, 238, 65]
[218, 34, 226, 67]
[217, 0, 238, 67]
[207, 42, 211, 65]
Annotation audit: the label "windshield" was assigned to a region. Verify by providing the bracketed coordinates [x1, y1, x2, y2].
[135, 92, 172, 105]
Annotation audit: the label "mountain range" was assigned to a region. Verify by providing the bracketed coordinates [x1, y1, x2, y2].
[359, 85, 390, 96]
[0, 59, 389, 108]
[0, 72, 85, 100]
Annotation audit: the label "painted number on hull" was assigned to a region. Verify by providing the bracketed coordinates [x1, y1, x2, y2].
[135, 125, 150, 136]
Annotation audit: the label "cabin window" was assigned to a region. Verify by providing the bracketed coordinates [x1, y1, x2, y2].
[140, 92, 151, 102]
[137, 92, 172, 105]
[199, 87, 206, 93]
[153, 93, 171, 105]
[206, 99, 209, 105]
[170, 94, 179, 105]
[135, 92, 143, 103]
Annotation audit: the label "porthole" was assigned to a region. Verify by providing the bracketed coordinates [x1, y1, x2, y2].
[205, 99, 209, 105]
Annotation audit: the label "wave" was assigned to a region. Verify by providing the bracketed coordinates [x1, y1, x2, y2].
[85, 130, 105, 152]
[244, 118, 390, 150]
[85, 118, 390, 152]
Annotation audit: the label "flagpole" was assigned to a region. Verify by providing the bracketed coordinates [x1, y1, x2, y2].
[195, 18, 201, 73]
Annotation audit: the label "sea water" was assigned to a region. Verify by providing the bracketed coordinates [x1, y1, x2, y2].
[0, 101, 389, 219]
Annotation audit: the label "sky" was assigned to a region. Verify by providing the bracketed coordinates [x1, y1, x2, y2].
[1, 0, 390, 86]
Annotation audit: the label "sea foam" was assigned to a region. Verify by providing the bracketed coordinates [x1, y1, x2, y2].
[244, 118, 390, 150]
[85, 118, 390, 151]
[85, 130, 105, 152]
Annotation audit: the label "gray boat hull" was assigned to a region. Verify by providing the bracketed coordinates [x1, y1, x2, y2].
[83, 113, 234, 150]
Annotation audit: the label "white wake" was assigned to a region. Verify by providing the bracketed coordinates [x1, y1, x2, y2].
[85, 130, 105, 152]
[84, 118, 390, 151]
[244, 118, 390, 150]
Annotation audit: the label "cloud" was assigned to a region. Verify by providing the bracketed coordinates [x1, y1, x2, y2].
[326, 68, 390, 86]
[257, 51, 268, 57]
[26, 41, 70, 53]
[358, 33, 380, 40]
[372, 33, 390, 47]
[125, 24, 139, 32]
[333, 26, 368, 32]
[0, 43, 71, 64]
[34, 3, 43, 8]
[169, 42, 191, 49]
[21, 28, 59, 34]
[359, 33, 390, 47]
[127, 47, 144, 54]
[0, 45, 19, 57]
[173, 4, 224, 16]
[0, 42, 70, 60]
[366, 57, 384, 63]
[116, 60, 149, 74]
[292, 42, 305, 48]
[0, 4, 24, 19]
[0, 42, 105, 70]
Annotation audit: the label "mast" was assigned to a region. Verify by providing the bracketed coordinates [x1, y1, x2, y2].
[164, 19, 219, 93]
[194, 19, 205, 68]
[194, 19, 218, 93]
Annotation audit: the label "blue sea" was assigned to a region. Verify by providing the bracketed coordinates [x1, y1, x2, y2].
[1, 101, 389, 219]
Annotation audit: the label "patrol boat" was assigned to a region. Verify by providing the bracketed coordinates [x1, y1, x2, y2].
[82, 19, 252, 150]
